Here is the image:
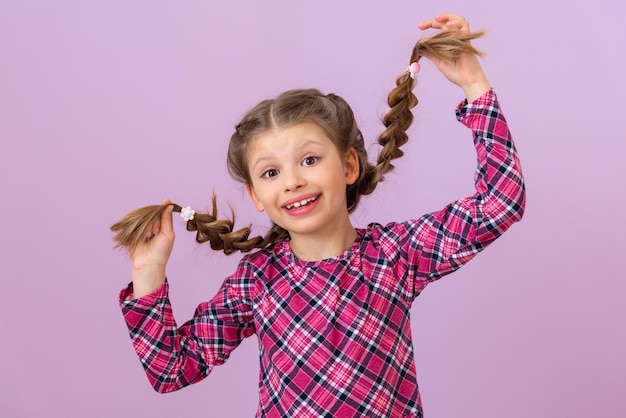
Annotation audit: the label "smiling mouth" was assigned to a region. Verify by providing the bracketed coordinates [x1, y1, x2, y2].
[284, 196, 318, 210]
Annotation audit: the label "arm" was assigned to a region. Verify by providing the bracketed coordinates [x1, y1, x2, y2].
[119, 269, 255, 393]
[375, 89, 525, 303]
[414, 90, 525, 285]
[376, 89, 525, 301]
[401, 14, 525, 297]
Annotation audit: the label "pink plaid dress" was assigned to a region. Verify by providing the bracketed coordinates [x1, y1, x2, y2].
[120, 90, 526, 417]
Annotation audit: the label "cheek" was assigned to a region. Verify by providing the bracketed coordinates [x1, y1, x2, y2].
[319, 170, 348, 194]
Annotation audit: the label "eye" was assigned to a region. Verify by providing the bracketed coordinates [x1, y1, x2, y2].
[261, 168, 279, 179]
[302, 156, 319, 166]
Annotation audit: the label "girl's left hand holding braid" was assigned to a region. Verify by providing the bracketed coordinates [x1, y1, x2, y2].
[418, 13, 491, 102]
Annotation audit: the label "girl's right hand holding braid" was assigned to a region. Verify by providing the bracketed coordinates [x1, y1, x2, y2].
[130, 198, 175, 298]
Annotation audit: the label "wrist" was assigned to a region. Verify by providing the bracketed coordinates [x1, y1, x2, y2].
[131, 264, 166, 298]
[461, 77, 491, 103]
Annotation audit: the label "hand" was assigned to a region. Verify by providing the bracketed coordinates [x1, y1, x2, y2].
[130, 198, 175, 297]
[418, 13, 491, 102]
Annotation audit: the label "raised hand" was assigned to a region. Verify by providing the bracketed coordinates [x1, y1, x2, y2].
[418, 13, 491, 102]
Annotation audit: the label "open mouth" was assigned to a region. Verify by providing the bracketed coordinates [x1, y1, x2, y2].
[284, 196, 318, 210]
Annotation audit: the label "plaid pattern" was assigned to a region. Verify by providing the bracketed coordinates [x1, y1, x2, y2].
[120, 89, 525, 417]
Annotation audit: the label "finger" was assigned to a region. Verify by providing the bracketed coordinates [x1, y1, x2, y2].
[418, 19, 464, 31]
[445, 20, 469, 32]
[435, 13, 464, 23]
[144, 227, 155, 239]
[418, 18, 442, 30]
[420, 14, 469, 32]
[436, 13, 469, 32]
[149, 198, 172, 236]
[152, 219, 161, 236]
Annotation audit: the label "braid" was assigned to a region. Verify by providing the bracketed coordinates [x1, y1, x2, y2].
[361, 29, 486, 195]
[187, 197, 289, 254]
[110, 197, 289, 256]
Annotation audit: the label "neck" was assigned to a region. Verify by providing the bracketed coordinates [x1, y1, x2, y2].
[288, 224, 357, 262]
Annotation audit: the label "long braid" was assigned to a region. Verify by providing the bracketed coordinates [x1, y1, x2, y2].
[110, 198, 289, 255]
[360, 29, 485, 195]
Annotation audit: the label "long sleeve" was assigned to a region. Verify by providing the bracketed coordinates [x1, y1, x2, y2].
[119, 275, 255, 393]
[373, 89, 526, 301]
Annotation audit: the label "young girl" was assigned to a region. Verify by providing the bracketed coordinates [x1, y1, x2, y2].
[112, 13, 525, 418]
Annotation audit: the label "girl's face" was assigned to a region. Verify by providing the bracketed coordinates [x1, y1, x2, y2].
[246, 122, 359, 241]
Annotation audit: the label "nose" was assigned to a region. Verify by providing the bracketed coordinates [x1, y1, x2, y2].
[283, 167, 306, 192]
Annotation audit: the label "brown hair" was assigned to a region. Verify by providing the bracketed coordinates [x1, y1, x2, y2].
[111, 29, 485, 255]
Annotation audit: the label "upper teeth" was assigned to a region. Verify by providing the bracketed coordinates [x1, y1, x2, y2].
[287, 196, 317, 209]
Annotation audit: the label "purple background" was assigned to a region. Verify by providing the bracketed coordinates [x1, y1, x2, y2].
[2, 1, 624, 417]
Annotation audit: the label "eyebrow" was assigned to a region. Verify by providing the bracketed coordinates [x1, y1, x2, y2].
[250, 156, 274, 172]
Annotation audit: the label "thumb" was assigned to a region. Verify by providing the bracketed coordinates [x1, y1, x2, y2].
[160, 198, 175, 236]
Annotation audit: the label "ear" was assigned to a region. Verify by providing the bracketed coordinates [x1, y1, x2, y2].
[344, 147, 360, 186]
[246, 184, 265, 212]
